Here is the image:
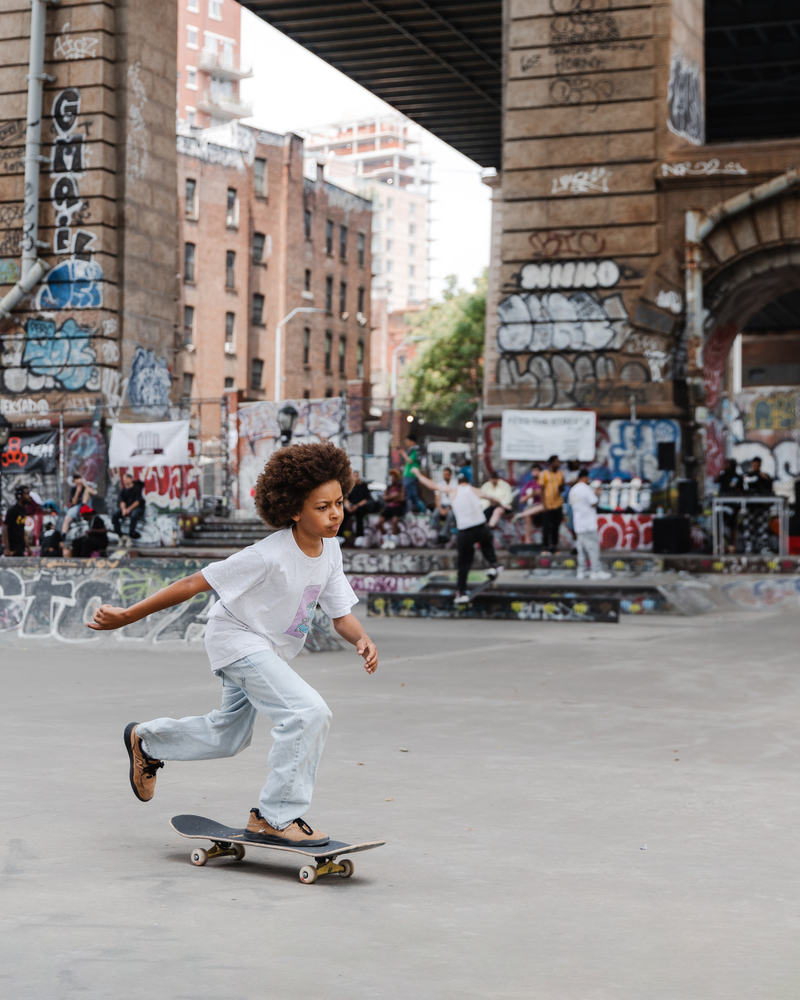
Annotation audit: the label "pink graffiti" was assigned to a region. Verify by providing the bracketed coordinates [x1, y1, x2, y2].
[703, 321, 738, 408]
[597, 513, 653, 551]
[705, 416, 726, 479]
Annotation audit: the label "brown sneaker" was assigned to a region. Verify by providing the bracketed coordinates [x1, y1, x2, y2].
[245, 808, 329, 846]
[124, 722, 164, 802]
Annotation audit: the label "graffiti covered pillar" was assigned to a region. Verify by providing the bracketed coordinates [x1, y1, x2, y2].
[0, 0, 178, 437]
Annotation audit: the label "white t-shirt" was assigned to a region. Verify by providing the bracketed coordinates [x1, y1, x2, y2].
[201, 528, 358, 673]
[568, 481, 599, 534]
[450, 484, 486, 531]
[434, 480, 453, 508]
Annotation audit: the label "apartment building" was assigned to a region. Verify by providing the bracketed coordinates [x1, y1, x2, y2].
[177, 0, 252, 129]
[177, 123, 372, 403]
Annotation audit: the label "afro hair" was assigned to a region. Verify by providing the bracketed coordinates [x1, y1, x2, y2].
[254, 442, 355, 528]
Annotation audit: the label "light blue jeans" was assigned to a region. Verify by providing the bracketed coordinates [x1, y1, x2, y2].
[137, 649, 332, 830]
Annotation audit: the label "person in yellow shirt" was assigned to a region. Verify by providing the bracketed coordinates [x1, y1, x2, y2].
[539, 455, 565, 552]
[479, 472, 514, 528]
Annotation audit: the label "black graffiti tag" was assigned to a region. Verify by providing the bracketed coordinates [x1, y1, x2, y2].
[52, 88, 81, 135]
[528, 229, 607, 258]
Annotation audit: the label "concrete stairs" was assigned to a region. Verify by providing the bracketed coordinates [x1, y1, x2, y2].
[179, 517, 272, 550]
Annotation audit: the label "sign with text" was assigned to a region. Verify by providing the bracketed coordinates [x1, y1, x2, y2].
[1, 429, 58, 474]
[109, 420, 189, 468]
[501, 410, 596, 462]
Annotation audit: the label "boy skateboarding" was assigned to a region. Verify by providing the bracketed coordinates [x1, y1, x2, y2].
[88, 443, 377, 848]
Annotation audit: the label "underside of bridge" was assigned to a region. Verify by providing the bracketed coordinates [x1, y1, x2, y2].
[239, 0, 502, 167]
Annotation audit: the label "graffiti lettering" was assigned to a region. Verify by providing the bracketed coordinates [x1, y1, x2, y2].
[53, 22, 99, 61]
[551, 166, 611, 195]
[0, 397, 49, 417]
[0, 147, 25, 174]
[0, 258, 20, 284]
[0, 120, 25, 147]
[497, 290, 630, 353]
[549, 76, 614, 112]
[597, 418, 681, 489]
[128, 347, 172, 410]
[667, 49, 704, 145]
[2, 318, 98, 394]
[528, 229, 606, 258]
[550, 0, 619, 46]
[520, 53, 541, 72]
[655, 289, 682, 314]
[497, 351, 621, 408]
[518, 259, 620, 291]
[661, 159, 747, 178]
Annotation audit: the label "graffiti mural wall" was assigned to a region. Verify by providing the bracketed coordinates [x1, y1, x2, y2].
[718, 388, 800, 487]
[0, 558, 339, 652]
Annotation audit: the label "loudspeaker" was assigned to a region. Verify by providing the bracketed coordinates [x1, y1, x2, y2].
[657, 442, 676, 471]
[652, 515, 691, 554]
[677, 478, 699, 516]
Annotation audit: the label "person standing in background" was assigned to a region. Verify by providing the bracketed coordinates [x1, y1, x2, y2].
[4, 484, 31, 556]
[568, 469, 611, 580]
[539, 455, 565, 552]
[399, 434, 426, 514]
[341, 469, 371, 544]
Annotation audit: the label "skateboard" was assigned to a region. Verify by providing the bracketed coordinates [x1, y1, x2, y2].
[464, 565, 504, 601]
[170, 814, 385, 884]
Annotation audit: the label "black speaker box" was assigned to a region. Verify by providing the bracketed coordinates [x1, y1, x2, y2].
[676, 478, 699, 516]
[652, 515, 691, 554]
[657, 441, 676, 471]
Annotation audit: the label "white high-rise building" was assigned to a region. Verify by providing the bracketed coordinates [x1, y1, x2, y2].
[305, 114, 432, 314]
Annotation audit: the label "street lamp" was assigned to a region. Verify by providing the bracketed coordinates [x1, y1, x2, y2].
[278, 403, 299, 447]
[274, 307, 325, 402]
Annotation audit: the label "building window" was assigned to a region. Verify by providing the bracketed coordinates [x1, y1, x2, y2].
[224, 377, 234, 388]
[409, 202, 416, 217]
[357, 286, 365, 313]
[339, 281, 347, 314]
[187, 108, 196, 127]
[303, 327, 310, 364]
[409, 244, 415, 257]
[386, 217, 394, 232]
[182, 372, 194, 397]
[252, 293, 264, 325]
[183, 305, 194, 345]
[303, 389, 310, 399]
[357, 232, 365, 266]
[187, 0, 199, 12]
[325, 219, 333, 255]
[356, 339, 364, 379]
[226, 250, 235, 288]
[254, 158, 267, 196]
[251, 358, 264, 390]
[386, 280, 393, 293]
[184, 242, 195, 281]
[386, 239, 393, 252]
[339, 225, 347, 259]
[304, 209, 312, 241]
[226, 188, 238, 227]
[409, 285, 416, 300]
[325, 276, 332, 312]
[387, 197, 394, 210]
[252, 232, 265, 263]
[209, 0, 222, 18]
[225, 312, 235, 344]
[325, 387, 333, 398]
[409, 264, 415, 278]
[185, 178, 196, 216]
[324, 331, 332, 371]
[304, 269, 311, 292]
[386, 259, 393, 274]
[186, 67, 197, 89]
[187, 26, 198, 47]
[409, 223, 416, 236]
[339, 336, 346, 375]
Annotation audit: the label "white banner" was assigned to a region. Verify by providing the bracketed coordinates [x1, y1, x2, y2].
[501, 410, 596, 462]
[109, 420, 190, 468]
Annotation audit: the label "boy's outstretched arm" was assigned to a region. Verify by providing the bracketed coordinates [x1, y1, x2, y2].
[87, 571, 213, 631]
[332, 613, 378, 674]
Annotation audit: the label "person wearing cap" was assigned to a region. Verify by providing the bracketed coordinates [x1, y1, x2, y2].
[4, 484, 31, 557]
[40, 518, 63, 557]
[62, 504, 95, 557]
[62, 473, 97, 535]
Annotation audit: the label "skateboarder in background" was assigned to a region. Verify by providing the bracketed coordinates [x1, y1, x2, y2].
[87, 443, 378, 848]
[411, 467, 500, 604]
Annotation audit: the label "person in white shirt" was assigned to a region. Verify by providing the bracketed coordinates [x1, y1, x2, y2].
[431, 466, 456, 541]
[479, 473, 514, 528]
[413, 468, 500, 603]
[87, 443, 378, 848]
[568, 468, 611, 580]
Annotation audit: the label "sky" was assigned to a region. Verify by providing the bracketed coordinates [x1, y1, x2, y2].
[238, 8, 492, 302]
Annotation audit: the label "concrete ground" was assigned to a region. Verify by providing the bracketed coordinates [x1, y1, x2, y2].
[2, 604, 799, 999]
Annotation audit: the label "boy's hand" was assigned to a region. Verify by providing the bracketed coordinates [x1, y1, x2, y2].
[356, 637, 378, 674]
[87, 604, 129, 631]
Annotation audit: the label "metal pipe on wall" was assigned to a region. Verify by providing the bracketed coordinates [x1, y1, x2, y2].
[22, 0, 51, 280]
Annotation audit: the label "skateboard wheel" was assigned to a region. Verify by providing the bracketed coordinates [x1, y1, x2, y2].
[232, 844, 246, 861]
[338, 859, 354, 878]
[190, 848, 208, 867]
[298, 864, 318, 884]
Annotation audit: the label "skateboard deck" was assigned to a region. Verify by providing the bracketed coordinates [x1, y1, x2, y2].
[466, 565, 504, 600]
[170, 814, 385, 883]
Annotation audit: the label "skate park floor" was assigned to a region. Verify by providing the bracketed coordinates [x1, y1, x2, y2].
[2, 602, 800, 999]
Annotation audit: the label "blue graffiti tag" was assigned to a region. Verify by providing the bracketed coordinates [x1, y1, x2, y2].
[22, 318, 98, 390]
[128, 347, 172, 408]
[35, 257, 103, 310]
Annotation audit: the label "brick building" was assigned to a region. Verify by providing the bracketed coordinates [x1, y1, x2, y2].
[177, 123, 372, 403]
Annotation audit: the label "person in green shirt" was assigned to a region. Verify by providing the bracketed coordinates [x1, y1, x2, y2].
[399, 433, 426, 514]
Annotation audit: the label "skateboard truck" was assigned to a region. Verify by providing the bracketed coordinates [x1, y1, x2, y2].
[189, 839, 355, 883]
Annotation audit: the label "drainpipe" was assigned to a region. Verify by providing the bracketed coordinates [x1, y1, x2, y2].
[22, 0, 53, 281]
[0, 257, 50, 320]
[684, 166, 800, 347]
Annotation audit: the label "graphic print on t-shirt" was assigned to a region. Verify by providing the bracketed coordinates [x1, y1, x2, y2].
[284, 584, 322, 638]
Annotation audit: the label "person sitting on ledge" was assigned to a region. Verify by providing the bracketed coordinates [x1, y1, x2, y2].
[113, 473, 145, 542]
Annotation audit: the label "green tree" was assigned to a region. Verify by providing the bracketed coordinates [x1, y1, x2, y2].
[400, 271, 485, 426]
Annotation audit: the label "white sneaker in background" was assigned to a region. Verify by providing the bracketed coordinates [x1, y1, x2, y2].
[453, 593, 470, 605]
[590, 570, 612, 580]
[576, 569, 587, 580]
